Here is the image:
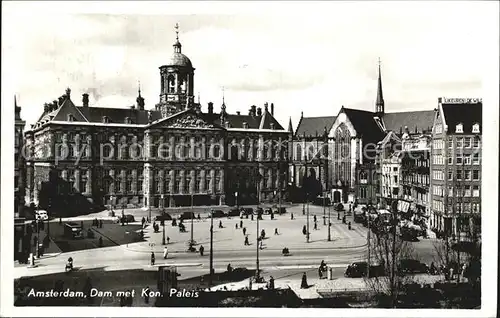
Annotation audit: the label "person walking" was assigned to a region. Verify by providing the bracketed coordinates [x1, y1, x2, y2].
[242, 227, 247, 236]
[163, 246, 168, 259]
[269, 276, 275, 290]
[302, 225, 307, 235]
[141, 217, 146, 228]
[274, 228, 279, 235]
[318, 266, 323, 279]
[99, 219, 103, 229]
[240, 220, 243, 228]
[300, 272, 308, 289]
[244, 235, 249, 246]
[219, 220, 223, 228]
[199, 245, 205, 256]
[143, 286, 150, 304]
[314, 222, 318, 230]
[235, 223, 238, 229]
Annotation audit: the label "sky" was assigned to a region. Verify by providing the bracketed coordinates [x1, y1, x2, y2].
[2, 1, 498, 131]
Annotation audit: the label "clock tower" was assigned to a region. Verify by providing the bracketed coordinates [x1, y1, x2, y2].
[156, 23, 195, 117]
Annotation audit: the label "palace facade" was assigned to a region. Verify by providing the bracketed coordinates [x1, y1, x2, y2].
[23, 28, 289, 216]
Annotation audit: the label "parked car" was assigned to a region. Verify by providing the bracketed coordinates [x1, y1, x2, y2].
[272, 207, 287, 214]
[345, 262, 385, 278]
[227, 208, 240, 217]
[254, 207, 264, 216]
[353, 211, 366, 223]
[180, 212, 196, 220]
[35, 210, 49, 221]
[155, 213, 173, 222]
[210, 210, 227, 218]
[398, 259, 428, 274]
[115, 214, 135, 223]
[239, 208, 253, 217]
[263, 207, 273, 215]
[334, 203, 344, 211]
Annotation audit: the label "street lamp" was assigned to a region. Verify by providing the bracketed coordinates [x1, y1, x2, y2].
[255, 173, 262, 282]
[161, 194, 166, 245]
[323, 191, 326, 225]
[209, 209, 214, 286]
[235, 191, 239, 211]
[190, 193, 194, 245]
[328, 200, 331, 241]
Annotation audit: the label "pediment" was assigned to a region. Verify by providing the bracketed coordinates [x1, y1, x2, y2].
[149, 110, 221, 130]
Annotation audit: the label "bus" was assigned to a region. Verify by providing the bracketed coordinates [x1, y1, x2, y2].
[64, 222, 84, 239]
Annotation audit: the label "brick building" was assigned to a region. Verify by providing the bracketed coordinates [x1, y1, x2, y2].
[430, 97, 482, 241]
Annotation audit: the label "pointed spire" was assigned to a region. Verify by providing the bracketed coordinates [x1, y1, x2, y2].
[14, 95, 17, 108]
[376, 57, 385, 115]
[221, 86, 226, 111]
[173, 23, 182, 53]
[287, 117, 293, 134]
[136, 80, 145, 110]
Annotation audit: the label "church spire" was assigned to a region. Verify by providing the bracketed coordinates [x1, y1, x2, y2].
[136, 81, 145, 110]
[173, 23, 182, 53]
[376, 57, 385, 116]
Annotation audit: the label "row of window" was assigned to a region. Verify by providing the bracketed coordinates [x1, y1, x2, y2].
[433, 140, 445, 150]
[455, 202, 481, 213]
[433, 200, 445, 212]
[448, 169, 480, 181]
[448, 185, 480, 197]
[454, 153, 480, 165]
[448, 136, 480, 148]
[432, 170, 445, 181]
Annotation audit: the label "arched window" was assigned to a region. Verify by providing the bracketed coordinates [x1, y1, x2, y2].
[168, 75, 175, 93]
[295, 143, 302, 161]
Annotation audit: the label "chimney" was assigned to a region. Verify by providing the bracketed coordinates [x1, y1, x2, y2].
[52, 100, 58, 111]
[264, 102, 268, 112]
[58, 96, 64, 106]
[43, 103, 49, 113]
[65, 87, 71, 99]
[404, 126, 409, 134]
[438, 97, 442, 103]
[270, 103, 274, 116]
[243, 122, 248, 129]
[82, 93, 89, 107]
[208, 102, 214, 114]
[236, 111, 240, 116]
[257, 107, 262, 116]
[250, 105, 257, 116]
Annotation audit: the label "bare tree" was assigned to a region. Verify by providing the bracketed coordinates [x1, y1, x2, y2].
[364, 209, 418, 308]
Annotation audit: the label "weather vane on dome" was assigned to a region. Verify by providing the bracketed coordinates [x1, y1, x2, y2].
[175, 23, 179, 41]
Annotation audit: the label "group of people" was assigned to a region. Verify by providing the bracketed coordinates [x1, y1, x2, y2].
[92, 218, 103, 228]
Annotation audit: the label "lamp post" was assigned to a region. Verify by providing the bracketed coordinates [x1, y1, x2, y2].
[235, 191, 238, 211]
[209, 209, 214, 286]
[306, 191, 310, 243]
[328, 200, 331, 241]
[256, 173, 262, 282]
[190, 193, 194, 245]
[323, 192, 326, 225]
[161, 194, 166, 245]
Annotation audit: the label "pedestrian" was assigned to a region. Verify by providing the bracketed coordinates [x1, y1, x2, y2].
[240, 220, 243, 228]
[269, 276, 275, 290]
[59, 218, 62, 225]
[274, 228, 279, 235]
[302, 225, 307, 235]
[300, 272, 308, 289]
[163, 246, 168, 259]
[143, 286, 150, 304]
[236, 223, 238, 229]
[259, 240, 263, 250]
[348, 221, 351, 230]
[244, 236, 249, 246]
[199, 245, 205, 256]
[127, 290, 133, 306]
[198, 214, 201, 220]
[261, 229, 266, 239]
[172, 219, 177, 227]
[251, 214, 254, 221]
[291, 213, 294, 220]
[99, 219, 103, 228]
[314, 222, 318, 230]
[314, 215, 317, 223]
[227, 263, 233, 273]
[270, 212, 274, 220]
[243, 227, 247, 236]
[150, 252, 155, 266]
[142, 217, 146, 227]
[219, 220, 223, 228]
[318, 266, 323, 279]
[167, 236, 170, 244]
